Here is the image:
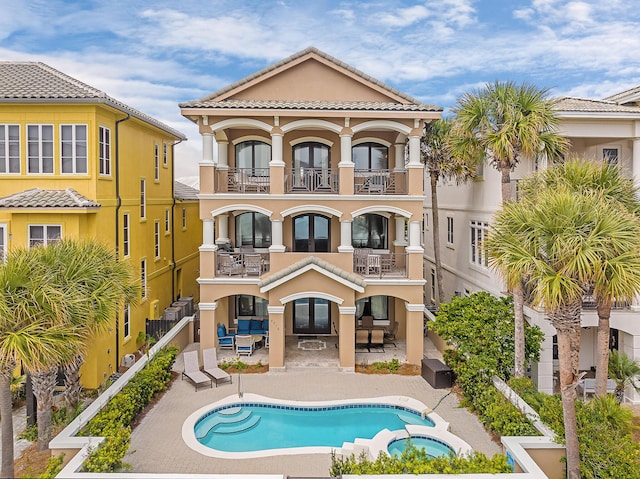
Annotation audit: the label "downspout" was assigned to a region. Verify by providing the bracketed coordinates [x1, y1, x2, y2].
[171, 138, 185, 302]
[114, 113, 130, 371]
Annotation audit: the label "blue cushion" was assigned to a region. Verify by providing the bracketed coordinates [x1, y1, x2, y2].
[262, 320, 269, 331]
[218, 325, 226, 337]
[219, 336, 233, 345]
[238, 319, 251, 334]
[250, 319, 262, 331]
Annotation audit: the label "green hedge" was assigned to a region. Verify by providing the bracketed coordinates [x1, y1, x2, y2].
[80, 346, 178, 472]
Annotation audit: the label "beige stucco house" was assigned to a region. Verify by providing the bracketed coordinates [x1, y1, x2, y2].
[180, 47, 441, 369]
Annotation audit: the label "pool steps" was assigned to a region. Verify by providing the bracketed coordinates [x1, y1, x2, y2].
[196, 408, 259, 439]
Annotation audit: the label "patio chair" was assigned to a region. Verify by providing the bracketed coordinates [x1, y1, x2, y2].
[217, 323, 235, 350]
[181, 350, 212, 391]
[355, 329, 370, 351]
[236, 334, 254, 356]
[202, 348, 232, 387]
[384, 322, 398, 347]
[361, 316, 374, 330]
[244, 254, 262, 276]
[366, 254, 381, 275]
[370, 329, 385, 352]
[218, 253, 243, 276]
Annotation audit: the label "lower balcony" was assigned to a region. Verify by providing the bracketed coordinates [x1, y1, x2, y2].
[353, 250, 408, 278]
[216, 251, 270, 277]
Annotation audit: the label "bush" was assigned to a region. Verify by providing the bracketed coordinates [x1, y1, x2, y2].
[38, 454, 64, 479]
[80, 346, 178, 472]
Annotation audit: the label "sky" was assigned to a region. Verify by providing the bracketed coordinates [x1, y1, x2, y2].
[2, 0, 640, 178]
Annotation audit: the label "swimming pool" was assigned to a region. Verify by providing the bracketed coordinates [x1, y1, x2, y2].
[388, 435, 454, 458]
[182, 394, 464, 459]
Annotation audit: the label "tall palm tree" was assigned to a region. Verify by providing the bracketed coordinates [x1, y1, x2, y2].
[452, 81, 569, 378]
[523, 159, 640, 396]
[487, 186, 640, 479]
[421, 118, 481, 305]
[0, 248, 82, 477]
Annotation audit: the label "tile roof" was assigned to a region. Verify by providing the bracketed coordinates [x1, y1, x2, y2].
[602, 85, 640, 103]
[179, 99, 440, 111]
[0, 188, 100, 209]
[553, 97, 640, 113]
[174, 180, 198, 200]
[259, 255, 366, 289]
[0, 62, 186, 139]
[180, 46, 441, 112]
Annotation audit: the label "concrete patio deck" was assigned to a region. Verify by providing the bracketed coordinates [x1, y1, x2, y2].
[126, 338, 502, 477]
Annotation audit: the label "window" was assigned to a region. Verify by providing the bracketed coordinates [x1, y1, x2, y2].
[447, 217, 454, 245]
[28, 225, 61, 248]
[235, 295, 268, 317]
[165, 209, 170, 234]
[27, 124, 53, 173]
[154, 144, 159, 181]
[140, 179, 146, 219]
[99, 126, 111, 176]
[163, 142, 168, 167]
[293, 297, 330, 334]
[0, 124, 20, 173]
[140, 259, 147, 299]
[355, 296, 389, 321]
[292, 142, 330, 189]
[603, 147, 619, 165]
[352, 142, 388, 170]
[352, 214, 387, 249]
[123, 304, 131, 339]
[430, 268, 436, 303]
[182, 207, 187, 230]
[60, 124, 87, 173]
[123, 213, 130, 257]
[293, 213, 329, 252]
[154, 221, 160, 259]
[0, 224, 6, 262]
[236, 212, 272, 248]
[470, 220, 489, 266]
[236, 140, 270, 172]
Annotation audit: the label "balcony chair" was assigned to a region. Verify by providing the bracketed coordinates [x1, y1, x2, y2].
[366, 254, 381, 275]
[218, 253, 243, 276]
[244, 253, 262, 276]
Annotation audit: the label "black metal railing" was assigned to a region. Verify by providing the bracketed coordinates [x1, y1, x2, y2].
[285, 168, 338, 193]
[354, 169, 406, 195]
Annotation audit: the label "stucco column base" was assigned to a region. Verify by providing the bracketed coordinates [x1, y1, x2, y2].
[405, 306, 424, 365]
[268, 306, 285, 368]
[198, 302, 218, 357]
[338, 307, 356, 370]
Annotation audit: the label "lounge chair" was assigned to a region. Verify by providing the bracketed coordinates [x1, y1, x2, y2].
[236, 334, 254, 356]
[202, 348, 232, 387]
[181, 350, 212, 391]
[370, 329, 385, 352]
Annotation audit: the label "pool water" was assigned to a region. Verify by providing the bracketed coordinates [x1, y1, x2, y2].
[387, 436, 454, 458]
[194, 403, 435, 452]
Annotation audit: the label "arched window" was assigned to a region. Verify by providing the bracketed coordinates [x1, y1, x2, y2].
[293, 213, 330, 252]
[352, 213, 387, 249]
[293, 142, 330, 170]
[235, 212, 271, 248]
[235, 140, 270, 172]
[352, 142, 388, 170]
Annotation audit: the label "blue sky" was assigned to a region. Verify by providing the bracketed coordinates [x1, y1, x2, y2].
[2, 0, 639, 177]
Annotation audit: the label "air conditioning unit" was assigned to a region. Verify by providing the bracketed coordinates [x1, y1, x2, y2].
[164, 306, 182, 322]
[121, 353, 135, 368]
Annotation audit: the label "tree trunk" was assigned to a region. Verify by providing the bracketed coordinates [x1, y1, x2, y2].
[430, 171, 445, 305]
[64, 354, 83, 411]
[551, 300, 583, 479]
[31, 368, 57, 451]
[0, 363, 16, 479]
[595, 298, 612, 397]
[513, 283, 526, 377]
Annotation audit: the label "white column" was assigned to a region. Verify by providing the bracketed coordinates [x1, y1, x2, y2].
[338, 220, 353, 253]
[202, 133, 214, 164]
[394, 143, 405, 170]
[632, 137, 640, 189]
[202, 219, 215, 247]
[408, 135, 421, 166]
[535, 334, 555, 394]
[217, 214, 229, 244]
[394, 216, 407, 246]
[217, 140, 228, 168]
[271, 133, 284, 165]
[269, 219, 286, 252]
[406, 221, 423, 252]
[339, 134, 353, 166]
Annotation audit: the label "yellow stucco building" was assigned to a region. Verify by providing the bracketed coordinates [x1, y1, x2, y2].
[0, 62, 200, 389]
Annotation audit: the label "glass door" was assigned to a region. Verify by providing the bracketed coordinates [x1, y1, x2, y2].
[293, 298, 330, 334]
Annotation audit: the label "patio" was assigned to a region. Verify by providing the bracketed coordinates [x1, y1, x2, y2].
[126, 337, 502, 477]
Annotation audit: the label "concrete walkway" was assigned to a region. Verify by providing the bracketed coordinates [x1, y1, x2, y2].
[126, 343, 502, 477]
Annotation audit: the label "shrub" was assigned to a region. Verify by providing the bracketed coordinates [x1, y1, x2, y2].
[38, 454, 64, 479]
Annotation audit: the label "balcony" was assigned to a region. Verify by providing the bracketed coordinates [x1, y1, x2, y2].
[285, 168, 338, 193]
[355, 169, 406, 195]
[216, 251, 270, 277]
[219, 168, 270, 193]
[353, 250, 408, 278]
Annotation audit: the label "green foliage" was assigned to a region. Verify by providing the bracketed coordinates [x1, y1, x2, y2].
[11, 373, 26, 404]
[79, 346, 177, 472]
[329, 444, 511, 475]
[371, 358, 401, 373]
[38, 453, 64, 479]
[220, 358, 249, 371]
[18, 424, 38, 441]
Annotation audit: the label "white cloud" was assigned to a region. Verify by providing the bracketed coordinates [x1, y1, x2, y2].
[378, 5, 431, 27]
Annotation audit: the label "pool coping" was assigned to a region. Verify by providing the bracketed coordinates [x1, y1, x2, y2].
[182, 393, 449, 459]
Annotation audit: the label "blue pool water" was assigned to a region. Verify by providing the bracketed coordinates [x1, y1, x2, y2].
[194, 402, 436, 452]
[388, 436, 454, 458]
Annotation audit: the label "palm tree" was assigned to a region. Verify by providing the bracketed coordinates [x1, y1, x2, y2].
[451, 81, 569, 378]
[523, 159, 640, 396]
[421, 118, 481, 305]
[487, 186, 640, 479]
[608, 349, 640, 404]
[0, 248, 82, 477]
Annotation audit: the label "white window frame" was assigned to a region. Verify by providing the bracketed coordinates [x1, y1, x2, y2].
[27, 124, 54, 174]
[0, 224, 6, 262]
[163, 142, 168, 167]
[140, 259, 147, 299]
[430, 267, 436, 303]
[123, 304, 131, 339]
[140, 179, 146, 219]
[99, 126, 111, 176]
[154, 220, 161, 259]
[470, 220, 489, 267]
[446, 216, 454, 246]
[28, 224, 61, 248]
[165, 209, 170, 234]
[60, 124, 88, 174]
[123, 213, 130, 258]
[154, 144, 160, 181]
[0, 124, 20, 174]
[182, 207, 187, 230]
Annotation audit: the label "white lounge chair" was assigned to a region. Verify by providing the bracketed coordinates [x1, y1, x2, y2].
[182, 350, 212, 391]
[202, 348, 232, 387]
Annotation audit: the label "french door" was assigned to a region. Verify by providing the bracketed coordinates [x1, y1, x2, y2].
[293, 298, 331, 335]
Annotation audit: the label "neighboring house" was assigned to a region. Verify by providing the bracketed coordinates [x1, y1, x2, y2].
[423, 89, 640, 403]
[180, 47, 441, 369]
[0, 62, 196, 389]
[173, 180, 201, 302]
